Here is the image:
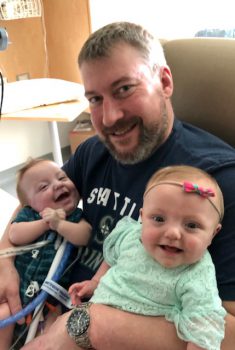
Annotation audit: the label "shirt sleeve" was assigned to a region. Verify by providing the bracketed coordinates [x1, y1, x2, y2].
[210, 166, 235, 300]
[166, 252, 226, 350]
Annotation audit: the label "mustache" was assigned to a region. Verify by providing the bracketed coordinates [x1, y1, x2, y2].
[102, 116, 141, 134]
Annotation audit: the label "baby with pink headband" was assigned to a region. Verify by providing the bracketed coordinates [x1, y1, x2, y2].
[69, 165, 226, 350]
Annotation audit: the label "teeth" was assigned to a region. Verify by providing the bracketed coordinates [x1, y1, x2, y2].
[114, 126, 133, 135]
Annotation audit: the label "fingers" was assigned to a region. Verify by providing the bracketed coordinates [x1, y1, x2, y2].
[68, 284, 81, 305]
[68, 283, 80, 294]
[69, 281, 95, 301]
[56, 209, 66, 220]
[71, 293, 81, 306]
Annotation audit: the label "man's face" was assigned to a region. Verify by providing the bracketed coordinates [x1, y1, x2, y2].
[80, 43, 174, 164]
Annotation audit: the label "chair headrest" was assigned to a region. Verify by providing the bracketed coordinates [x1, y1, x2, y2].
[162, 38, 235, 147]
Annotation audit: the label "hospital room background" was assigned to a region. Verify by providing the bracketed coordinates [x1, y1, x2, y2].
[0, 0, 233, 213]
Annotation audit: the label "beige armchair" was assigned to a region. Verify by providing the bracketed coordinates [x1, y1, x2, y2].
[162, 38, 235, 148]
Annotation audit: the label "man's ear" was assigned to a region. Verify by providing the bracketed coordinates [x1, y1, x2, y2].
[159, 66, 173, 98]
[139, 208, 143, 221]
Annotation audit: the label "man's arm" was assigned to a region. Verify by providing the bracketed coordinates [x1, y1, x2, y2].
[20, 303, 235, 350]
[0, 205, 23, 320]
[89, 304, 234, 350]
[221, 302, 235, 349]
[21, 306, 186, 350]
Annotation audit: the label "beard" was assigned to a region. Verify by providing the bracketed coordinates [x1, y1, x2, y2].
[100, 100, 169, 165]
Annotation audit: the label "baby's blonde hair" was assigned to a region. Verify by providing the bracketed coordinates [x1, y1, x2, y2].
[16, 157, 52, 206]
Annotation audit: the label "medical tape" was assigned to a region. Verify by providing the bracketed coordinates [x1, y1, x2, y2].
[41, 279, 73, 309]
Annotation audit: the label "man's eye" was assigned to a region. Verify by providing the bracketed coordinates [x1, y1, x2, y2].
[153, 216, 165, 223]
[88, 96, 101, 105]
[119, 85, 131, 93]
[116, 85, 135, 98]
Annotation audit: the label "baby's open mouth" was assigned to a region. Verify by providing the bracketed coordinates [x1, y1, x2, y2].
[55, 192, 70, 202]
[160, 245, 182, 253]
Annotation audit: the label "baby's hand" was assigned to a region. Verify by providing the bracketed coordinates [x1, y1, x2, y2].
[40, 208, 66, 230]
[68, 280, 98, 306]
[54, 208, 66, 220]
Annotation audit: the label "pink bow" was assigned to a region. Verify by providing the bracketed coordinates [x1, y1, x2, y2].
[183, 181, 215, 198]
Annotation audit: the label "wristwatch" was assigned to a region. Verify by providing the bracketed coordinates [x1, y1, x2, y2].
[66, 302, 93, 349]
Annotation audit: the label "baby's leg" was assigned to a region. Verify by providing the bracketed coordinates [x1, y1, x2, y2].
[0, 302, 15, 350]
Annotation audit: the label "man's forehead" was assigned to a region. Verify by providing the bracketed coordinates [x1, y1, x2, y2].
[81, 53, 148, 94]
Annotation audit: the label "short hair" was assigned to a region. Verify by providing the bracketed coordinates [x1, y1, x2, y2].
[78, 21, 166, 68]
[16, 157, 49, 206]
[145, 165, 224, 220]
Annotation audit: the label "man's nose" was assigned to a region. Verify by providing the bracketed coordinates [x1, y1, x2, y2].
[102, 98, 124, 127]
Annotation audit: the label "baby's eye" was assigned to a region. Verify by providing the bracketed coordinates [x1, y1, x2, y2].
[186, 222, 199, 230]
[39, 184, 48, 191]
[152, 215, 165, 223]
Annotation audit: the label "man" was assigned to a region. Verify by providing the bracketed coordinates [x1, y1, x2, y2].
[1, 22, 235, 349]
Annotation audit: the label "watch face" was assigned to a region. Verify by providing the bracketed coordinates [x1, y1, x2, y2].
[68, 308, 90, 336]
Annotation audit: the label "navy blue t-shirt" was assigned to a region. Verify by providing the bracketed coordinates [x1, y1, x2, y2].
[63, 118, 235, 301]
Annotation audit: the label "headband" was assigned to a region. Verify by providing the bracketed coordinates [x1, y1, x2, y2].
[144, 180, 222, 222]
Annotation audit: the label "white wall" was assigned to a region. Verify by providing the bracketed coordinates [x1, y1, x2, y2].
[0, 118, 75, 172]
[89, 0, 235, 38]
[0, 0, 233, 171]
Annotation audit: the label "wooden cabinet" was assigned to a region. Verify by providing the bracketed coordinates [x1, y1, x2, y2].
[0, 0, 91, 83]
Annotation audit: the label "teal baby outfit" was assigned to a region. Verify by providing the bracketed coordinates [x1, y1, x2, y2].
[91, 216, 226, 350]
[12, 205, 83, 349]
[14, 206, 83, 306]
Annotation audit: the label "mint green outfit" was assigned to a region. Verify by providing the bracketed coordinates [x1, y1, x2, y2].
[91, 217, 226, 350]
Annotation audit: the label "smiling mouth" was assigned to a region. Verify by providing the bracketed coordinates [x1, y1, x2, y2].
[55, 192, 70, 202]
[104, 118, 139, 137]
[160, 245, 183, 254]
[111, 122, 137, 136]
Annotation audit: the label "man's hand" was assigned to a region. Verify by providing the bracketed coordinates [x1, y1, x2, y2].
[0, 259, 23, 324]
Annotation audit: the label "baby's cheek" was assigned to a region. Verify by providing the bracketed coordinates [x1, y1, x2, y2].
[185, 238, 205, 259]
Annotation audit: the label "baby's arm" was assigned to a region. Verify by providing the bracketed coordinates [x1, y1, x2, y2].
[177, 254, 226, 350]
[69, 261, 110, 305]
[9, 219, 49, 245]
[41, 208, 92, 246]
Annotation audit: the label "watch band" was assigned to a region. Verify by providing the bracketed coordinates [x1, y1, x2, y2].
[66, 302, 93, 349]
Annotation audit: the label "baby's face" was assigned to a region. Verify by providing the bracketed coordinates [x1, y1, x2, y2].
[140, 183, 221, 268]
[21, 161, 79, 215]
